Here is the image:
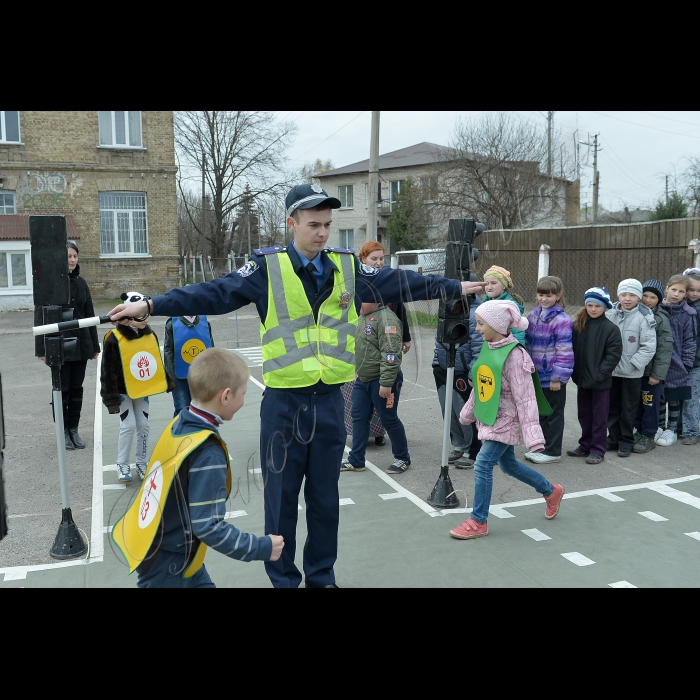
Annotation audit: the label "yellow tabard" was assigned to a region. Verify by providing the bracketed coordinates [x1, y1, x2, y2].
[106, 328, 168, 399]
[111, 417, 231, 579]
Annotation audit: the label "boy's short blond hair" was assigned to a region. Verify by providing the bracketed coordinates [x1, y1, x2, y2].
[187, 348, 249, 402]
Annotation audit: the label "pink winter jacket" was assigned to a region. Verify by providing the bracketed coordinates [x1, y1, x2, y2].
[460, 335, 545, 451]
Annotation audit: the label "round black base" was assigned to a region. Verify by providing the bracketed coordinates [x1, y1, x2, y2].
[427, 467, 460, 509]
[50, 508, 88, 559]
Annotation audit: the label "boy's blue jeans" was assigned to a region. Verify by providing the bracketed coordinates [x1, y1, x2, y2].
[171, 378, 191, 417]
[348, 372, 409, 466]
[471, 440, 554, 524]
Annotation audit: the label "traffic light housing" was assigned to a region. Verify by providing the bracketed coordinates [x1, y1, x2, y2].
[436, 218, 484, 345]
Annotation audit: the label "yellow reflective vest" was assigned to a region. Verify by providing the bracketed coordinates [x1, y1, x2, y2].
[260, 251, 358, 388]
[111, 417, 231, 579]
[106, 328, 168, 399]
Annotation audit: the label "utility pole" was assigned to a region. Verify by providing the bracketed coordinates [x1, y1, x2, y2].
[580, 134, 601, 223]
[201, 155, 207, 259]
[367, 111, 380, 242]
[666, 175, 669, 204]
[547, 112, 551, 176]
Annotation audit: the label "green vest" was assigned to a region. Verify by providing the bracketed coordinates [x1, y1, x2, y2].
[472, 342, 552, 426]
[261, 251, 359, 388]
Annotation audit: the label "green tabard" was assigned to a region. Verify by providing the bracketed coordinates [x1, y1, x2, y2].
[472, 342, 552, 426]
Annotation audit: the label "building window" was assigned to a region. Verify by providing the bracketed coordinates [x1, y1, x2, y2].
[338, 185, 353, 209]
[0, 251, 29, 288]
[0, 111, 20, 143]
[99, 192, 148, 255]
[0, 192, 16, 214]
[421, 176, 437, 202]
[98, 111, 143, 148]
[390, 180, 403, 210]
[339, 229, 354, 250]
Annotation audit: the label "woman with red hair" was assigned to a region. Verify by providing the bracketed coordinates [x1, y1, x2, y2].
[341, 241, 412, 459]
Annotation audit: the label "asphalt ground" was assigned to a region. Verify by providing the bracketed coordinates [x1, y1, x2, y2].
[1, 300, 699, 586]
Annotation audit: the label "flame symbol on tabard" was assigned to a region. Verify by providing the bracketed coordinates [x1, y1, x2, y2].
[137, 355, 150, 368]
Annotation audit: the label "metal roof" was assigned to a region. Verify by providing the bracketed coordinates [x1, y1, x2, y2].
[316, 142, 456, 178]
[0, 214, 81, 241]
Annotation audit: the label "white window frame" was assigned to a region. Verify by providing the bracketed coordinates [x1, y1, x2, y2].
[99, 192, 150, 257]
[389, 180, 404, 210]
[339, 229, 354, 250]
[0, 111, 21, 144]
[338, 185, 354, 209]
[98, 111, 145, 149]
[0, 247, 31, 292]
[0, 191, 16, 214]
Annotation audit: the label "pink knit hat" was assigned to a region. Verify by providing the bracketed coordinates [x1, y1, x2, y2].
[476, 299, 528, 335]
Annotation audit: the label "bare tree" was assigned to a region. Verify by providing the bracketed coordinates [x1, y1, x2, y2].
[436, 112, 576, 230]
[256, 195, 287, 248]
[175, 111, 297, 260]
[681, 157, 700, 216]
[300, 158, 334, 184]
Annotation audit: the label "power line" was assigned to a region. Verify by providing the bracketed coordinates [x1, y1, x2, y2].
[598, 136, 650, 188]
[591, 111, 700, 140]
[293, 111, 367, 161]
[636, 111, 700, 128]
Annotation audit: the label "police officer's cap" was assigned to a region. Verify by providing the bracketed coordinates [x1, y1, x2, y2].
[286, 183, 341, 218]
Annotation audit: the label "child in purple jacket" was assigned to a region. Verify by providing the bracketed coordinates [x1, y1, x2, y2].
[656, 274, 697, 446]
[524, 276, 574, 464]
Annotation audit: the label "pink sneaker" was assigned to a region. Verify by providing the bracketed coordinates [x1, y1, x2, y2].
[449, 517, 488, 539]
[544, 483, 565, 520]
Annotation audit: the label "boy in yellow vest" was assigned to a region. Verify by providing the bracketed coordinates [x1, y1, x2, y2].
[112, 347, 284, 588]
[101, 291, 172, 483]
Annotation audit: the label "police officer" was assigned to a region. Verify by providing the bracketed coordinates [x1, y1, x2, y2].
[110, 183, 484, 588]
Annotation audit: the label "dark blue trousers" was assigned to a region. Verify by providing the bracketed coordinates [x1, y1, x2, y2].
[348, 371, 409, 467]
[635, 376, 662, 438]
[260, 387, 346, 589]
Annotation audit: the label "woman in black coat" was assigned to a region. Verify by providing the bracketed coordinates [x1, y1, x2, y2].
[35, 240, 100, 450]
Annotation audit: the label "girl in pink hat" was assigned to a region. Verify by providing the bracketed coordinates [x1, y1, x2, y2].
[449, 299, 565, 540]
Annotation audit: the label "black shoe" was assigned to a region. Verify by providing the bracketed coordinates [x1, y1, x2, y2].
[374, 435, 386, 446]
[68, 428, 85, 449]
[305, 583, 339, 588]
[618, 445, 632, 457]
[64, 429, 75, 451]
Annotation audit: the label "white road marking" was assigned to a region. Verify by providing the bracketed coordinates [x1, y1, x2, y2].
[103, 525, 113, 534]
[103, 465, 117, 471]
[234, 346, 263, 367]
[339, 498, 355, 506]
[609, 580, 637, 588]
[379, 492, 404, 500]
[647, 484, 700, 509]
[489, 506, 515, 519]
[1, 557, 104, 582]
[638, 511, 668, 522]
[224, 510, 247, 519]
[249, 375, 265, 391]
[598, 492, 625, 502]
[227, 315, 258, 320]
[104, 484, 126, 490]
[684, 531, 700, 542]
[561, 552, 595, 566]
[91, 345, 105, 560]
[521, 528, 551, 541]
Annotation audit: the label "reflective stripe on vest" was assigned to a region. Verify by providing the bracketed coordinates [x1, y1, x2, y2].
[107, 328, 168, 399]
[261, 251, 358, 388]
[174, 316, 212, 379]
[111, 417, 231, 579]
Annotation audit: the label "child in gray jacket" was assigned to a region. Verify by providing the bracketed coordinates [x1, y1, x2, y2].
[605, 279, 657, 457]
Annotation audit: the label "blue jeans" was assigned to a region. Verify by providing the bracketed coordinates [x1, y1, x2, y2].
[348, 372, 409, 466]
[471, 440, 553, 524]
[172, 378, 191, 417]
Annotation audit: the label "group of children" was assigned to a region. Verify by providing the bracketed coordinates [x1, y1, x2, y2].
[447, 265, 700, 541]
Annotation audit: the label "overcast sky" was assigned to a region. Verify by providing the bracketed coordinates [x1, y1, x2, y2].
[277, 111, 700, 212]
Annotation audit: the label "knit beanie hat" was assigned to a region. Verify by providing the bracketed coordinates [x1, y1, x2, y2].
[583, 286, 612, 309]
[683, 267, 700, 277]
[641, 279, 665, 304]
[483, 265, 513, 289]
[617, 278, 643, 299]
[476, 299, 528, 335]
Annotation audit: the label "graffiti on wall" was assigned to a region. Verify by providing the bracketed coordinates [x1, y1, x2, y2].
[22, 172, 68, 209]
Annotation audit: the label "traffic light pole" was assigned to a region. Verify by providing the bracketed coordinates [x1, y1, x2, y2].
[428, 343, 460, 509]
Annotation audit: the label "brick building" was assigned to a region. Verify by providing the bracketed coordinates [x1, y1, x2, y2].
[316, 142, 579, 254]
[0, 110, 178, 310]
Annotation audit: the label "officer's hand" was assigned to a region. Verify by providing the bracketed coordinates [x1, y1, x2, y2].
[402, 341, 412, 354]
[269, 535, 284, 561]
[378, 385, 392, 399]
[462, 281, 485, 296]
[108, 301, 149, 325]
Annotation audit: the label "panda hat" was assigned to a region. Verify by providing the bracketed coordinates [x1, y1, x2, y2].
[120, 291, 147, 304]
